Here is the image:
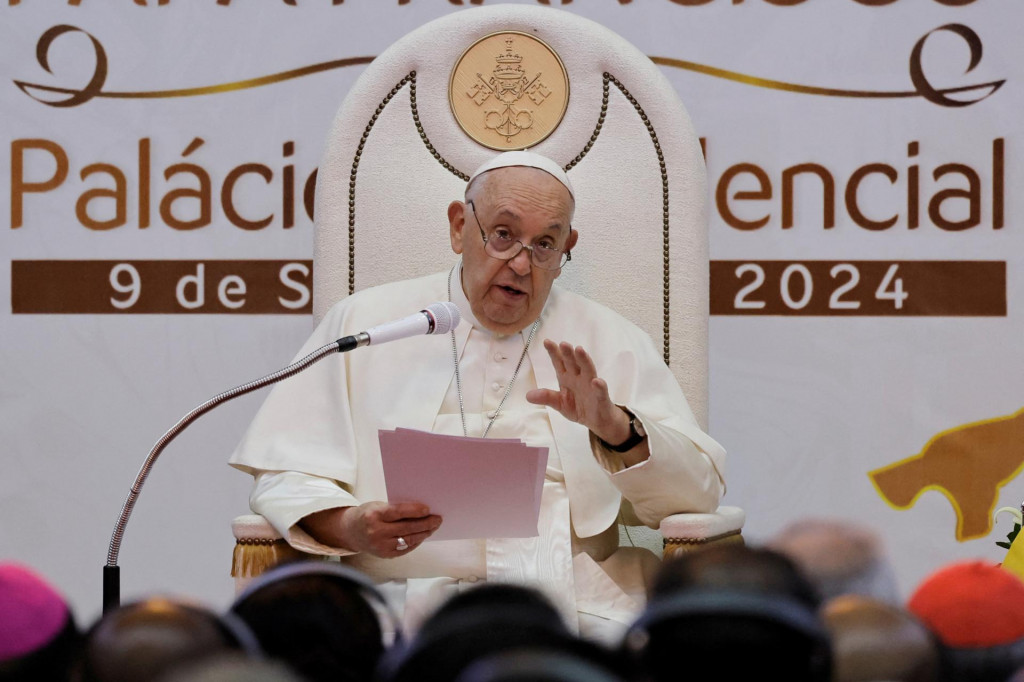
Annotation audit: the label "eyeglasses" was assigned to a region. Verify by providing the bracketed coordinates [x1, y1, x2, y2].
[466, 200, 572, 271]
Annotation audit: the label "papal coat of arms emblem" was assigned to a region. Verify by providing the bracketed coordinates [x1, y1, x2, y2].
[449, 32, 570, 151]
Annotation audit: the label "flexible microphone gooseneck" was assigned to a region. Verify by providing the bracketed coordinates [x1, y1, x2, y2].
[337, 298, 461, 350]
[103, 302, 460, 613]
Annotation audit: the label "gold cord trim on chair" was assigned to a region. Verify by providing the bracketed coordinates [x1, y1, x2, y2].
[663, 529, 744, 556]
[348, 71, 417, 295]
[606, 74, 671, 366]
[411, 75, 471, 183]
[348, 70, 673, 365]
[664, 529, 743, 545]
[563, 77, 608, 173]
[231, 538, 307, 579]
[562, 74, 670, 364]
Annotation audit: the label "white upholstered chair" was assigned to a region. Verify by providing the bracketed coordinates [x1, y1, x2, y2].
[233, 5, 743, 589]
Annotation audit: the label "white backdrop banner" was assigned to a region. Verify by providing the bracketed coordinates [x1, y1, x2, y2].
[1, 0, 1017, 619]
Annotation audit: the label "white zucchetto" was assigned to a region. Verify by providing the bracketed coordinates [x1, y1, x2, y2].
[467, 151, 574, 199]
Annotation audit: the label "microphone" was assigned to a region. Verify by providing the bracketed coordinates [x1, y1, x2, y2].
[336, 301, 461, 352]
[103, 300, 461, 613]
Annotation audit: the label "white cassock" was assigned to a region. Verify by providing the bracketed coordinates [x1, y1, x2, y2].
[229, 266, 725, 640]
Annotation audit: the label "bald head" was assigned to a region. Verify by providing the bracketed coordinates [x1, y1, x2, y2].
[769, 519, 899, 604]
[79, 598, 248, 682]
[823, 595, 938, 682]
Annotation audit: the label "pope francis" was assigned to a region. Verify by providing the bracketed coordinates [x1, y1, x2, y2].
[230, 150, 726, 639]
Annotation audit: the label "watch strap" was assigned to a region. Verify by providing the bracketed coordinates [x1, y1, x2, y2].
[601, 410, 646, 453]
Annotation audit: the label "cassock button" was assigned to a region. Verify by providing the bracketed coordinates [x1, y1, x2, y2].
[491, 382, 502, 392]
[494, 352, 506, 362]
[465, 576, 479, 583]
[486, 411, 497, 419]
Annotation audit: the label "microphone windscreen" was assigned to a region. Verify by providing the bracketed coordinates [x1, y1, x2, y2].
[425, 301, 460, 335]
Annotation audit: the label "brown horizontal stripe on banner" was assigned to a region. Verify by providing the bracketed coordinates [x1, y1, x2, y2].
[12, 259, 1006, 317]
[710, 260, 1006, 316]
[11, 260, 313, 314]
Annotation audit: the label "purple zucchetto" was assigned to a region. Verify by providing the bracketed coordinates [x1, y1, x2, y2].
[0, 561, 71, 661]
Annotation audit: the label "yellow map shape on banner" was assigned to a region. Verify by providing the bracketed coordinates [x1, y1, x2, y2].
[869, 409, 1024, 541]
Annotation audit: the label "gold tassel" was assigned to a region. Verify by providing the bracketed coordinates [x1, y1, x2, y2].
[231, 539, 305, 579]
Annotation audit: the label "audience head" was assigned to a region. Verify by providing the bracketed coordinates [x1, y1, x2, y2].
[650, 542, 822, 605]
[157, 655, 305, 682]
[230, 561, 388, 682]
[377, 583, 623, 682]
[908, 560, 1024, 682]
[0, 562, 81, 681]
[77, 596, 257, 682]
[823, 594, 939, 682]
[769, 518, 901, 604]
[631, 543, 832, 682]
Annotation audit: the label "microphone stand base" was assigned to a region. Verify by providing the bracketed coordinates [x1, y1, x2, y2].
[103, 565, 120, 614]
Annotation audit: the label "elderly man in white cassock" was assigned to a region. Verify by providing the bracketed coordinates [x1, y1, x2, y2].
[230, 150, 726, 640]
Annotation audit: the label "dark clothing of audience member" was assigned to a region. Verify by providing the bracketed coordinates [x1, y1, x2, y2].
[454, 650, 626, 682]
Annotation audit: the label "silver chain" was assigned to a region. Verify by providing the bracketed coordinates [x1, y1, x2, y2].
[449, 264, 539, 438]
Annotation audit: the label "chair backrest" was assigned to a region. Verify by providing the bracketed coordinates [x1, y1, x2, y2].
[313, 5, 710, 428]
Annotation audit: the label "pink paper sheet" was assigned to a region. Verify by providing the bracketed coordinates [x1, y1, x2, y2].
[378, 428, 547, 541]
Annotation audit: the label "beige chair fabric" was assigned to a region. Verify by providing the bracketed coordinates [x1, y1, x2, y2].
[233, 5, 743, 586]
[313, 5, 709, 425]
[661, 506, 746, 559]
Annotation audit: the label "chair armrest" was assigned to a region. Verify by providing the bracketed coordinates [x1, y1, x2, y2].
[659, 506, 745, 558]
[231, 514, 313, 593]
[232, 514, 283, 543]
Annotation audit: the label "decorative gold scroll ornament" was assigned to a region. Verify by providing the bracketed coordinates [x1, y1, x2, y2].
[14, 24, 1003, 109]
[449, 32, 569, 151]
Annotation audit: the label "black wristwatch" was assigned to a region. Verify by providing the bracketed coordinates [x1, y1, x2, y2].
[601, 409, 647, 452]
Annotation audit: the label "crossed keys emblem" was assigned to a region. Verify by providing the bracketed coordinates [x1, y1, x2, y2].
[466, 39, 552, 143]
